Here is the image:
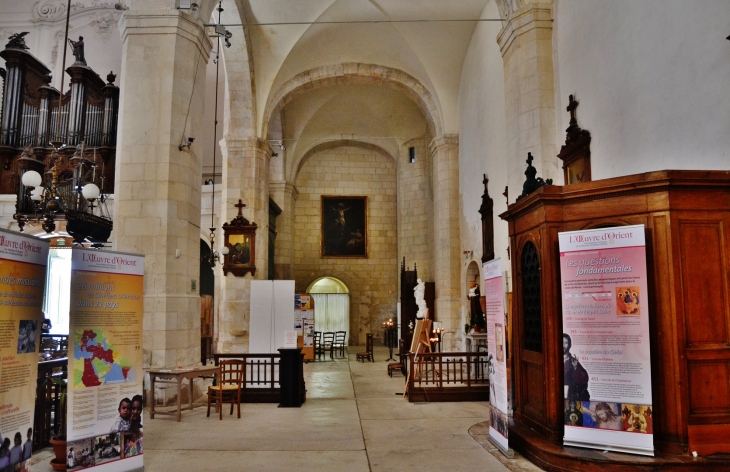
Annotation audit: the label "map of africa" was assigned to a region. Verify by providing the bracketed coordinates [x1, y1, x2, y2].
[74, 329, 133, 388]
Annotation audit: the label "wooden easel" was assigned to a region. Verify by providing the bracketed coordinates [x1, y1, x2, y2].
[403, 313, 432, 397]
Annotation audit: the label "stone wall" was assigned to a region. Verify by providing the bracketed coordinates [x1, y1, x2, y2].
[292, 146, 397, 345]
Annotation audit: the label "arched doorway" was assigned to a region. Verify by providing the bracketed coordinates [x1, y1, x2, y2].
[307, 277, 350, 344]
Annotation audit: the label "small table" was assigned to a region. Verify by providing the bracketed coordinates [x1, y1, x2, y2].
[147, 366, 218, 421]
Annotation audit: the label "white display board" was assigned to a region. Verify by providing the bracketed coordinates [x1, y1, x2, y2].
[249, 280, 295, 353]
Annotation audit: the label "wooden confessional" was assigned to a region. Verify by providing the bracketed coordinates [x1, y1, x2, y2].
[501, 170, 730, 460]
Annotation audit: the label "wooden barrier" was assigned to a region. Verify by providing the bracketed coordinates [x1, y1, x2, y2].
[34, 357, 67, 451]
[213, 353, 305, 404]
[407, 351, 490, 403]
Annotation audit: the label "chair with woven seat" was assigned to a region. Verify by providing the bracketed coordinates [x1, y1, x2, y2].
[207, 359, 244, 420]
[388, 339, 407, 377]
[332, 331, 347, 358]
[357, 333, 374, 362]
[322, 331, 335, 359]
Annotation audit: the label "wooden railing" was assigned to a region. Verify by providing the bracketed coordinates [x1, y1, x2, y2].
[407, 351, 491, 403]
[213, 353, 305, 404]
[34, 357, 67, 451]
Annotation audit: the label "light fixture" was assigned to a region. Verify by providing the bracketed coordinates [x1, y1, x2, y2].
[179, 136, 195, 151]
[208, 1, 224, 267]
[15, 142, 113, 244]
[176, 0, 199, 11]
[208, 227, 229, 267]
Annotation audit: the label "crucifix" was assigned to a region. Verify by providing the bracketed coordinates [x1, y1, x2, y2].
[234, 199, 246, 216]
[567, 94, 579, 126]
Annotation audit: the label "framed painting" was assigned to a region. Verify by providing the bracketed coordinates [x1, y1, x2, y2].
[321, 196, 367, 258]
[222, 199, 257, 277]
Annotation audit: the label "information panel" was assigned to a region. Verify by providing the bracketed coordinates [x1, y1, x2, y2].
[559, 225, 653, 456]
[67, 249, 144, 471]
[484, 258, 510, 456]
[0, 229, 48, 471]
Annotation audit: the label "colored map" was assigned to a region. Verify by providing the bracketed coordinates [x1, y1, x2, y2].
[74, 329, 133, 388]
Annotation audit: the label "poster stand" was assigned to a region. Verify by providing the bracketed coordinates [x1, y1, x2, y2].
[484, 258, 514, 458]
[489, 436, 515, 458]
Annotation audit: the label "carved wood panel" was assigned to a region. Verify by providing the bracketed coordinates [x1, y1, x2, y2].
[679, 221, 729, 347]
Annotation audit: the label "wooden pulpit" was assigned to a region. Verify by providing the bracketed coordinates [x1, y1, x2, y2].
[500, 170, 730, 459]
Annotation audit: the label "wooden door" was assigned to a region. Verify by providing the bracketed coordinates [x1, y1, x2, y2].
[201, 295, 213, 364]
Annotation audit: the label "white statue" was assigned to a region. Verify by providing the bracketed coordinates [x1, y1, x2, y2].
[414, 278, 427, 319]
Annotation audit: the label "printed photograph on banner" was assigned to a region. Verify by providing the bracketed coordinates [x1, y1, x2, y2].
[564, 399, 583, 426]
[495, 324, 505, 362]
[616, 286, 641, 315]
[0, 428, 33, 471]
[121, 431, 143, 459]
[487, 354, 496, 404]
[489, 405, 509, 439]
[67, 432, 127, 470]
[582, 401, 622, 431]
[16, 320, 38, 354]
[621, 404, 653, 434]
[563, 333, 590, 402]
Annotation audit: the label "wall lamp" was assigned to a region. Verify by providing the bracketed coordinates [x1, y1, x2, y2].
[179, 136, 194, 151]
[176, 0, 199, 11]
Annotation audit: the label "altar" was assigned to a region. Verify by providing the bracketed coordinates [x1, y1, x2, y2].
[464, 333, 489, 353]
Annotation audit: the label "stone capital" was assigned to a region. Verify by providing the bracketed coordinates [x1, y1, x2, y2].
[220, 137, 273, 158]
[119, 10, 212, 60]
[496, 3, 553, 57]
[269, 180, 299, 202]
[429, 134, 459, 155]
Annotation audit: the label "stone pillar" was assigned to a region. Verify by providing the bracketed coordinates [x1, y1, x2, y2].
[216, 138, 271, 353]
[497, 2, 559, 193]
[269, 180, 298, 280]
[430, 135, 461, 350]
[115, 8, 211, 369]
[397, 138, 433, 282]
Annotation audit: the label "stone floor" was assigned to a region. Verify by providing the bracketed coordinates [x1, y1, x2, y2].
[31, 346, 541, 471]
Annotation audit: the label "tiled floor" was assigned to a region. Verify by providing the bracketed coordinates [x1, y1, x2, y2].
[31, 346, 541, 471]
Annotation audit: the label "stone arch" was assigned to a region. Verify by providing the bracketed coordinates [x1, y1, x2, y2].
[263, 63, 443, 140]
[293, 139, 395, 182]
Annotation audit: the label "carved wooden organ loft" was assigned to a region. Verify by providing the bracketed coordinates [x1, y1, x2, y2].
[0, 32, 118, 244]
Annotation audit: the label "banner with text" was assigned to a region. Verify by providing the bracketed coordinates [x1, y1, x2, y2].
[0, 229, 48, 471]
[559, 225, 653, 456]
[68, 249, 144, 471]
[484, 258, 510, 454]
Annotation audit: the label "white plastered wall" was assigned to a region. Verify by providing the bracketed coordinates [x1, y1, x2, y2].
[553, 0, 730, 178]
[457, 0, 509, 349]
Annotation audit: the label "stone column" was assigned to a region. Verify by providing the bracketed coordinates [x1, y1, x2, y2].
[430, 135, 461, 350]
[216, 138, 271, 353]
[497, 2, 559, 193]
[115, 8, 211, 369]
[269, 180, 298, 280]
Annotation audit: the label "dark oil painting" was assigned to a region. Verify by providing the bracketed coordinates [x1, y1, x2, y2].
[321, 196, 367, 257]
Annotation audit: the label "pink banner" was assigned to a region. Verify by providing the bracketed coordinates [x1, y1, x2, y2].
[559, 225, 654, 456]
[484, 259, 510, 455]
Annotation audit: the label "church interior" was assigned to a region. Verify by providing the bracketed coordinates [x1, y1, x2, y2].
[1, 0, 729, 470]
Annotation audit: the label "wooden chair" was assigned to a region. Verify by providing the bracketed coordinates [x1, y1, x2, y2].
[357, 333, 374, 362]
[322, 332, 335, 359]
[388, 339, 407, 377]
[314, 331, 323, 359]
[207, 359, 244, 419]
[332, 331, 347, 358]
